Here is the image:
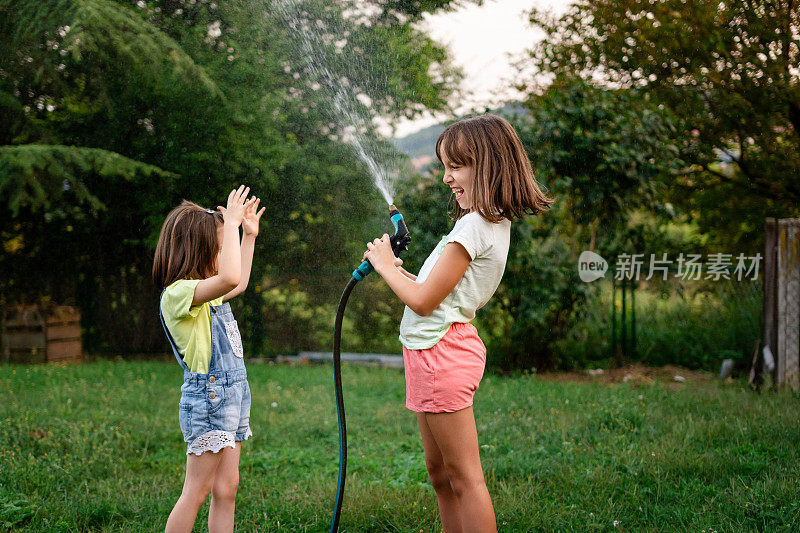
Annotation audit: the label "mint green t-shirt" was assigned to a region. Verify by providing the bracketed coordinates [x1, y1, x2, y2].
[160, 279, 223, 374]
[399, 212, 511, 350]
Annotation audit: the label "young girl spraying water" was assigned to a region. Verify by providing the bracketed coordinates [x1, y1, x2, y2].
[152, 185, 265, 533]
[364, 114, 554, 532]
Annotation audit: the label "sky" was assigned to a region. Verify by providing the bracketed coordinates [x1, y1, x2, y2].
[389, 0, 573, 138]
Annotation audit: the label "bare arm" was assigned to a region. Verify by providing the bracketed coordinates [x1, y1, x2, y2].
[223, 196, 265, 302]
[223, 233, 255, 301]
[365, 235, 470, 316]
[191, 186, 252, 305]
[397, 265, 417, 281]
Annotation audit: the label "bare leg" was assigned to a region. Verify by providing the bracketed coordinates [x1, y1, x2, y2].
[209, 442, 241, 533]
[424, 406, 496, 533]
[417, 413, 464, 533]
[165, 450, 224, 533]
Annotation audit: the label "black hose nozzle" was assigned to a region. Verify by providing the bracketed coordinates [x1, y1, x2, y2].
[352, 204, 411, 281]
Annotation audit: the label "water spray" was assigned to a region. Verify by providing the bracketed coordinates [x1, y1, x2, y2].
[330, 204, 411, 532]
[270, 4, 408, 527]
[273, 0, 397, 204]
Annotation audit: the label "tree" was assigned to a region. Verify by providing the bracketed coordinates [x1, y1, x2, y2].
[480, 78, 685, 370]
[518, 77, 681, 246]
[525, 0, 800, 249]
[0, 0, 466, 353]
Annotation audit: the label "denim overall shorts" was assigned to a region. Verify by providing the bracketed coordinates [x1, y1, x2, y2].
[159, 297, 253, 455]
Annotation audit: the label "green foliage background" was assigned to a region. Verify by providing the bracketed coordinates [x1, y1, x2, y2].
[1, 0, 791, 371]
[0, 0, 462, 355]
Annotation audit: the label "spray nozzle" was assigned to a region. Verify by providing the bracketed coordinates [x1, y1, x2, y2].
[387, 204, 411, 257]
[352, 204, 411, 281]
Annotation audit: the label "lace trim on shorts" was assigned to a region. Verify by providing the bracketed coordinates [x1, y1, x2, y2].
[187, 429, 251, 456]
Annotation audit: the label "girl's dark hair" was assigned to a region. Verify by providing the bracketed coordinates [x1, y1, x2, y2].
[435, 113, 556, 223]
[152, 200, 224, 289]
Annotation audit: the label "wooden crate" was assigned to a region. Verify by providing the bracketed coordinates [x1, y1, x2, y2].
[2, 305, 82, 363]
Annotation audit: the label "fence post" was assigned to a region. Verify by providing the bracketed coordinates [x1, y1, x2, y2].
[621, 278, 627, 362]
[766, 218, 800, 389]
[611, 277, 617, 360]
[631, 280, 636, 358]
[764, 218, 777, 383]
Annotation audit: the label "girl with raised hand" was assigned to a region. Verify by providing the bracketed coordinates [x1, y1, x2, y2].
[152, 185, 265, 533]
[363, 114, 554, 532]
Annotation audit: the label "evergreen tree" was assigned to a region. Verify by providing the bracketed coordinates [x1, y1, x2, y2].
[0, 0, 465, 353]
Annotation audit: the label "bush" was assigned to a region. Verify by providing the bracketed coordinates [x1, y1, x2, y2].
[556, 279, 762, 370]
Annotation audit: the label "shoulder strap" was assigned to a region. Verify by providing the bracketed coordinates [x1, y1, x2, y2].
[158, 290, 191, 371]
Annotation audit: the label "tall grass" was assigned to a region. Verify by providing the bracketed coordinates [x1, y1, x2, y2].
[556, 280, 762, 370]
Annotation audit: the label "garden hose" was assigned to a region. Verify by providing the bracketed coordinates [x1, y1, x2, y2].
[331, 205, 411, 533]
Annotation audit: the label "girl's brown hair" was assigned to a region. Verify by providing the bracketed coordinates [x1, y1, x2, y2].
[435, 113, 555, 223]
[152, 200, 224, 289]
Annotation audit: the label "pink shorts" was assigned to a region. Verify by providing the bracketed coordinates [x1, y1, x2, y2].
[402, 322, 487, 413]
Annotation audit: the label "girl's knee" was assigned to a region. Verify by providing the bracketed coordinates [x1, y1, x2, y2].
[443, 465, 486, 498]
[181, 482, 214, 507]
[425, 461, 452, 492]
[212, 474, 240, 502]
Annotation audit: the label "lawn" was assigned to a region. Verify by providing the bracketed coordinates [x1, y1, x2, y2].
[1, 360, 798, 531]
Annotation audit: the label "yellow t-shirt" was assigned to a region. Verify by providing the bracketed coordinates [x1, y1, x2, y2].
[160, 279, 223, 374]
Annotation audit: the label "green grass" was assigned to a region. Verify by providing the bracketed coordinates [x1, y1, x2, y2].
[1, 361, 799, 531]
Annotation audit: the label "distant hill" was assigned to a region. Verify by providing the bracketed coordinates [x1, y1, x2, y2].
[392, 102, 529, 164]
[393, 123, 444, 162]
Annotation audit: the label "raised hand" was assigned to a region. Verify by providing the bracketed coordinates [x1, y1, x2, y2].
[242, 197, 266, 236]
[217, 185, 251, 227]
